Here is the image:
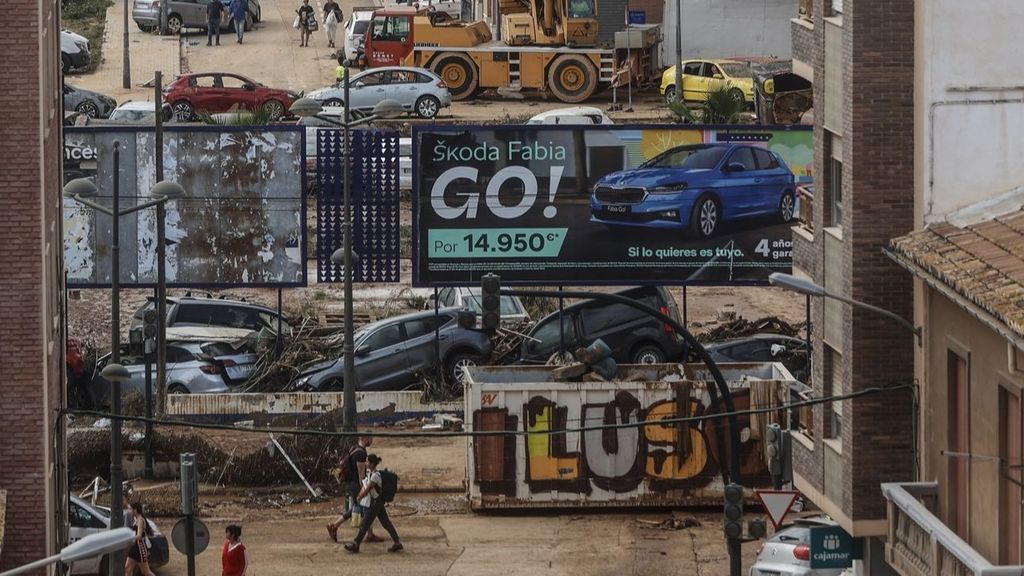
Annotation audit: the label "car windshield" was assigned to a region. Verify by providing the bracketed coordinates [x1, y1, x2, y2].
[568, 0, 595, 18]
[642, 145, 727, 169]
[353, 20, 369, 34]
[769, 526, 810, 544]
[720, 62, 751, 77]
[461, 293, 522, 315]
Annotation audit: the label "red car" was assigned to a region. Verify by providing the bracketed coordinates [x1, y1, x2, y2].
[163, 72, 300, 121]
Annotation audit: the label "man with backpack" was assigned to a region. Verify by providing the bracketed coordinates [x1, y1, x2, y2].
[327, 435, 381, 543]
[345, 454, 402, 553]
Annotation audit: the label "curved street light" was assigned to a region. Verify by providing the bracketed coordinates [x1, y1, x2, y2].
[0, 527, 135, 576]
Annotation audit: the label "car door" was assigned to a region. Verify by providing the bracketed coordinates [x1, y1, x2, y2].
[187, 74, 221, 115]
[719, 146, 760, 218]
[349, 70, 389, 113]
[680, 61, 704, 101]
[354, 322, 411, 391]
[385, 69, 421, 112]
[522, 312, 579, 362]
[752, 148, 791, 215]
[220, 74, 258, 111]
[402, 315, 447, 376]
[69, 501, 107, 575]
[701, 62, 727, 96]
[173, 0, 205, 28]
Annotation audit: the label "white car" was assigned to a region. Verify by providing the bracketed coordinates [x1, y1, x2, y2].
[427, 286, 532, 328]
[107, 100, 174, 123]
[527, 106, 614, 125]
[749, 517, 845, 576]
[344, 8, 375, 63]
[68, 496, 169, 575]
[301, 113, 413, 190]
[393, 0, 461, 19]
[307, 66, 451, 119]
[61, 30, 91, 74]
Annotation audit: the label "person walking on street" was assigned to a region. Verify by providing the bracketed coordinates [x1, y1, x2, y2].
[344, 454, 403, 554]
[222, 525, 249, 576]
[326, 435, 380, 543]
[229, 0, 247, 43]
[296, 0, 316, 47]
[124, 503, 157, 576]
[323, 0, 342, 48]
[335, 54, 348, 85]
[207, 0, 225, 46]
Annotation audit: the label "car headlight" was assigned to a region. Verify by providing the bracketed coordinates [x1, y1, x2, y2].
[75, 41, 89, 52]
[292, 375, 311, 389]
[648, 182, 687, 193]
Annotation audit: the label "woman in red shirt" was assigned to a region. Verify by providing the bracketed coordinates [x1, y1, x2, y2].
[222, 525, 248, 576]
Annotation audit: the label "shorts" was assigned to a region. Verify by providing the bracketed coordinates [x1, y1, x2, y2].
[127, 539, 150, 563]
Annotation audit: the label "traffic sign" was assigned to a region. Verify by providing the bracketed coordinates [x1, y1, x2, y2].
[172, 517, 210, 556]
[755, 490, 800, 529]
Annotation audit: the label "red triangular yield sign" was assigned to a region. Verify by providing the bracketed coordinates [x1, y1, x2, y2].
[756, 490, 800, 529]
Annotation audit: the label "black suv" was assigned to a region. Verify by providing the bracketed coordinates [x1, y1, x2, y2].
[520, 286, 685, 365]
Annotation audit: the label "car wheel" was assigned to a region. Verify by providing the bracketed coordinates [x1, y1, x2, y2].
[664, 85, 678, 104]
[323, 377, 343, 392]
[446, 352, 481, 386]
[262, 99, 285, 120]
[690, 194, 720, 238]
[324, 98, 343, 107]
[779, 190, 796, 223]
[728, 88, 745, 105]
[137, 22, 156, 32]
[415, 95, 439, 119]
[168, 384, 190, 394]
[167, 13, 183, 34]
[75, 100, 100, 118]
[172, 100, 193, 121]
[632, 344, 666, 365]
[61, 54, 71, 74]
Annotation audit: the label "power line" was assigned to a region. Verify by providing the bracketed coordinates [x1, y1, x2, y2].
[63, 382, 914, 439]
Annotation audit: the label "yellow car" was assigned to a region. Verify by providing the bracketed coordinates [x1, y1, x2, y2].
[660, 59, 755, 105]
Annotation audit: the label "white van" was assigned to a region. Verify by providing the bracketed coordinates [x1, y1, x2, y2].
[61, 30, 91, 74]
[344, 8, 376, 62]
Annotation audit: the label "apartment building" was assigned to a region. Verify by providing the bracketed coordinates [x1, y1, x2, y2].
[0, 0, 67, 570]
[788, 0, 917, 571]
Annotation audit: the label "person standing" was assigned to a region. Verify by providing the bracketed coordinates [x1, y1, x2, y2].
[296, 0, 315, 47]
[206, 0, 225, 46]
[124, 503, 157, 576]
[344, 454, 402, 553]
[323, 0, 342, 48]
[222, 525, 248, 576]
[335, 54, 348, 84]
[327, 435, 381, 542]
[229, 0, 247, 43]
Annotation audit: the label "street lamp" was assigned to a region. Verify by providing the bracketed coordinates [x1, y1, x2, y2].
[63, 161, 186, 576]
[291, 94, 403, 433]
[0, 527, 135, 576]
[768, 272, 922, 345]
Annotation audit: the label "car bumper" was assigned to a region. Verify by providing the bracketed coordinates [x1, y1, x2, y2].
[132, 9, 160, 26]
[66, 50, 91, 69]
[749, 564, 814, 576]
[590, 192, 696, 229]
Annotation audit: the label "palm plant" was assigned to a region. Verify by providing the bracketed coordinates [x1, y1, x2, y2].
[669, 86, 747, 125]
[198, 105, 276, 125]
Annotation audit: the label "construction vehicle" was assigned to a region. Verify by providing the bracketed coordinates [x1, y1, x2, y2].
[360, 1, 661, 103]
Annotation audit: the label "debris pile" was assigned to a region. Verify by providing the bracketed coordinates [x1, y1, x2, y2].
[695, 316, 805, 343]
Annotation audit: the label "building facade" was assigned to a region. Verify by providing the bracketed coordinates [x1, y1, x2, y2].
[788, 0, 917, 571]
[0, 0, 66, 570]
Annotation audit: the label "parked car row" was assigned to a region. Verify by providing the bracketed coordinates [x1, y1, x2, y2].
[131, 0, 262, 34]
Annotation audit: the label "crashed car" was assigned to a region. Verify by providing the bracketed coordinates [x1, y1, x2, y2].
[290, 308, 492, 391]
[752, 60, 813, 125]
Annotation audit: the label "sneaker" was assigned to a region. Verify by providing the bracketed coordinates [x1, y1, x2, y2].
[326, 523, 338, 542]
[344, 543, 360, 553]
[388, 543, 404, 553]
[206, 42, 212, 46]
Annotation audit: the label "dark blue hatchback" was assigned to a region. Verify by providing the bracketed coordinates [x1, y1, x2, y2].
[590, 143, 797, 238]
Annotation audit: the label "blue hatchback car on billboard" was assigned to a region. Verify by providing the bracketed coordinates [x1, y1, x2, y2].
[590, 143, 797, 238]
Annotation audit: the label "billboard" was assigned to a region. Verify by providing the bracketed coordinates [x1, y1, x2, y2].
[413, 125, 812, 286]
[63, 126, 306, 287]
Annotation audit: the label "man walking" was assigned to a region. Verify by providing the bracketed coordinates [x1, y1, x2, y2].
[344, 454, 402, 553]
[230, 0, 247, 43]
[323, 0, 343, 48]
[207, 0, 225, 46]
[327, 435, 380, 543]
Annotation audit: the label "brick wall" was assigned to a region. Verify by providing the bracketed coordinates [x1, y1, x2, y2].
[0, 0, 65, 570]
[791, 19, 815, 66]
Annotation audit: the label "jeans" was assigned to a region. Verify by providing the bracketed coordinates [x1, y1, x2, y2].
[234, 18, 244, 41]
[354, 499, 399, 544]
[207, 20, 220, 44]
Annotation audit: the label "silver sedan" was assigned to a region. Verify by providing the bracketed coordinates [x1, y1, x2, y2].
[306, 66, 452, 119]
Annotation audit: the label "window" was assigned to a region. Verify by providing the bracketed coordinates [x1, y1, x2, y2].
[567, 0, 595, 18]
[528, 316, 575, 357]
[403, 316, 448, 340]
[192, 76, 217, 88]
[70, 503, 105, 529]
[753, 149, 780, 170]
[702, 63, 722, 78]
[580, 302, 645, 336]
[643, 145, 728, 170]
[390, 70, 419, 84]
[437, 287, 454, 307]
[682, 62, 702, 76]
[727, 147, 757, 171]
[1000, 386, 1022, 564]
[362, 324, 402, 350]
[829, 156, 843, 227]
[947, 350, 969, 539]
[167, 346, 195, 363]
[720, 62, 752, 78]
[459, 292, 521, 315]
[356, 71, 388, 86]
[353, 19, 369, 34]
[371, 16, 410, 41]
[221, 75, 249, 89]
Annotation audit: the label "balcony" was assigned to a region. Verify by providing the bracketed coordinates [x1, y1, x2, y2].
[881, 482, 1024, 576]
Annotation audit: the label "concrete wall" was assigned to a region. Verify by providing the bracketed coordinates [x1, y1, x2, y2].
[916, 0, 1024, 224]
[920, 287, 1024, 563]
[0, 0, 65, 569]
[661, 0, 797, 63]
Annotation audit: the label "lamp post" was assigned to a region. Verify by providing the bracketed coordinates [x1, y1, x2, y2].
[63, 174, 185, 576]
[768, 272, 922, 346]
[290, 95, 404, 432]
[0, 527, 135, 576]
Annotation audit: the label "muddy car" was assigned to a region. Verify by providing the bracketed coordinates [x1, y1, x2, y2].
[752, 61, 812, 125]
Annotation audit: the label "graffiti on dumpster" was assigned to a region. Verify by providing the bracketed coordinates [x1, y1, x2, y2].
[472, 386, 773, 497]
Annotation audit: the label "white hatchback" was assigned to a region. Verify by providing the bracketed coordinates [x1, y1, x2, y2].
[307, 66, 451, 119]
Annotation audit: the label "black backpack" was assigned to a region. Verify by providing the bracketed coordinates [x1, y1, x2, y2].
[379, 469, 399, 503]
[339, 445, 365, 483]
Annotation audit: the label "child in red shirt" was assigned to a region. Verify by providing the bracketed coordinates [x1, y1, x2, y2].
[222, 525, 248, 576]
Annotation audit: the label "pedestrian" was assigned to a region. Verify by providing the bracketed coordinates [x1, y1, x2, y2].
[296, 0, 316, 47]
[327, 435, 381, 542]
[207, 0, 225, 46]
[229, 0, 247, 43]
[222, 524, 249, 576]
[124, 503, 157, 576]
[323, 0, 343, 48]
[344, 454, 403, 553]
[335, 54, 348, 85]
